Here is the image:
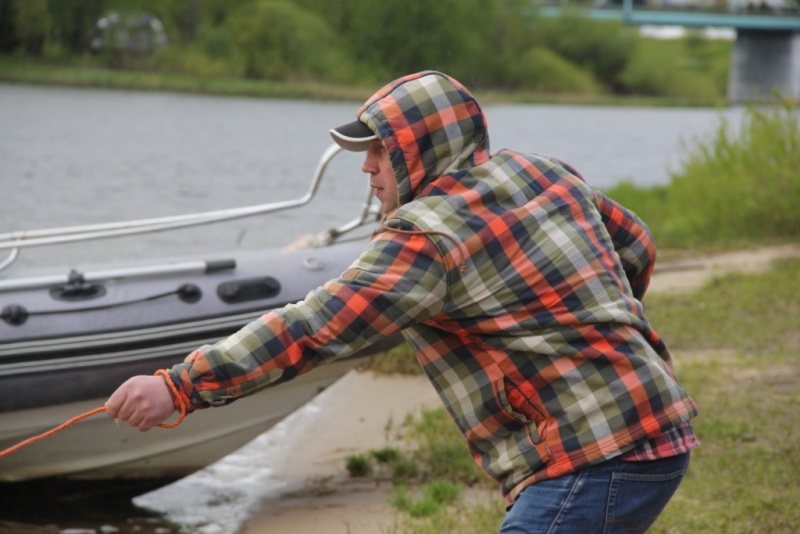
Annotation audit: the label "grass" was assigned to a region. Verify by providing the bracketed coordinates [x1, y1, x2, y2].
[645, 259, 800, 533]
[0, 55, 375, 102]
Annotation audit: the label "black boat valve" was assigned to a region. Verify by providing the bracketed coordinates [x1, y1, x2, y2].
[177, 283, 202, 304]
[49, 269, 106, 301]
[1, 304, 28, 326]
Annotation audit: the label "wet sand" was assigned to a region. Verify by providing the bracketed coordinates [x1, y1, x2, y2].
[239, 370, 440, 534]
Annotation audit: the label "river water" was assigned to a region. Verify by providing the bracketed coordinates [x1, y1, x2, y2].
[1, 83, 743, 270]
[0, 82, 743, 533]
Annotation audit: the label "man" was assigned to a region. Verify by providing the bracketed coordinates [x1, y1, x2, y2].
[107, 71, 698, 533]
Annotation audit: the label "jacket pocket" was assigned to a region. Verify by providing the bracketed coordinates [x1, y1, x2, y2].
[494, 378, 549, 446]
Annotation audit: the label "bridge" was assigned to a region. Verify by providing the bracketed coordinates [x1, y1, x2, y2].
[536, 1, 800, 102]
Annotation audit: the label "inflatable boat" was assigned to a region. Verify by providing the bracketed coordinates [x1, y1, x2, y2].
[0, 145, 396, 482]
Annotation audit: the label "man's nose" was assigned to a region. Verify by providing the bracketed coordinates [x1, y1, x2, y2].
[361, 156, 375, 174]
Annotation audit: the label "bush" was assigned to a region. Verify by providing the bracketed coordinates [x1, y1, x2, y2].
[228, 0, 354, 82]
[619, 37, 727, 99]
[150, 44, 239, 77]
[604, 99, 800, 248]
[667, 99, 800, 244]
[515, 46, 600, 94]
[8, 0, 50, 55]
[539, 14, 636, 91]
[338, 0, 494, 84]
[345, 454, 373, 477]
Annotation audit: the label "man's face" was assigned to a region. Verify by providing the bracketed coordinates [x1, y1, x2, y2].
[362, 140, 398, 214]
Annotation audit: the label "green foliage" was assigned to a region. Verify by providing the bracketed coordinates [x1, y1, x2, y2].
[389, 456, 420, 484]
[3, 0, 51, 55]
[514, 46, 600, 94]
[407, 408, 485, 485]
[345, 454, 373, 477]
[39, 0, 105, 53]
[604, 100, 800, 248]
[538, 14, 637, 90]
[227, 0, 353, 82]
[372, 446, 402, 465]
[0, 0, 738, 100]
[389, 481, 462, 518]
[388, 492, 506, 534]
[670, 99, 800, 244]
[364, 343, 423, 376]
[195, 23, 237, 60]
[344, 406, 482, 486]
[150, 44, 239, 78]
[339, 0, 495, 83]
[619, 36, 730, 99]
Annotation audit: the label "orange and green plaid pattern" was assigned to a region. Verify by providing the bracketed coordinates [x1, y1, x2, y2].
[168, 72, 697, 503]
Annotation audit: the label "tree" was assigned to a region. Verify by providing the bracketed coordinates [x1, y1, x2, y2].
[228, 0, 351, 81]
[539, 14, 636, 91]
[3, 0, 51, 55]
[341, 0, 496, 84]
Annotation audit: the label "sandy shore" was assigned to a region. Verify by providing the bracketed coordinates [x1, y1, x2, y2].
[239, 370, 440, 534]
[239, 244, 800, 534]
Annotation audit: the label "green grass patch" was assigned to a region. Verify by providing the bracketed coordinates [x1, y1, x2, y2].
[345, 454, 373, 478]
[0, 56, 374, 101]
[389, 481, 462, 518]
[645, 259, 800, 533]
[363, 343, 424, 377]
[646, 258, 800, 352]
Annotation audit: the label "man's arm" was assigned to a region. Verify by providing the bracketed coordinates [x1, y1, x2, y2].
[107, 231, 448, 429]
[547, 156, 657, 300]
[593, 190, 657, 300]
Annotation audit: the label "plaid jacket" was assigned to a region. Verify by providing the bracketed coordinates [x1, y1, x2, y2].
[169, 71, 698, 502]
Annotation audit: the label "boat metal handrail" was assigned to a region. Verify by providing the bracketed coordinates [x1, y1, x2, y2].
[0, 259, 237, 293]
[0, 144, 346, 252]
[0, 144, 381, 274]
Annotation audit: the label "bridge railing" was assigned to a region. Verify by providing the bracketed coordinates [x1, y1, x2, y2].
[535, 0, 800, 30]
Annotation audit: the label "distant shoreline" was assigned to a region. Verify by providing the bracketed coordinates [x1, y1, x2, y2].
[0, 57, 726, 108]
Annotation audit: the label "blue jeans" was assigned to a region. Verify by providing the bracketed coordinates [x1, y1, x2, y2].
[499, 453, 690, 534]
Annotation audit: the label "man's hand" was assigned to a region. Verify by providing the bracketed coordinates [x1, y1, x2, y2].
[105, 375, 177, 431]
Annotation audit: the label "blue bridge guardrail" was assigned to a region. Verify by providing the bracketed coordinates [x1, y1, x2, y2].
[535, 0, 800, 31]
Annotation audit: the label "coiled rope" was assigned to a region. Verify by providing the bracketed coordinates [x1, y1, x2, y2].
[0, 369, 187, 459]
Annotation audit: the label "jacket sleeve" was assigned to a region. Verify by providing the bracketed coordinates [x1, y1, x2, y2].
[168, 231, 448, 409]
[547, 156, 657, 300]
[593, 190, 657, 300]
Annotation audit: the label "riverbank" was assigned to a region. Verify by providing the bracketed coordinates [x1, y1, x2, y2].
[0, 57, 726, 108]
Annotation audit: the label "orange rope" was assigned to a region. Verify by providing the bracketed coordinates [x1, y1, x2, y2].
[0, 369, 188, 459]
[0, 406, 108, 459]
[154, 368, 188, 429]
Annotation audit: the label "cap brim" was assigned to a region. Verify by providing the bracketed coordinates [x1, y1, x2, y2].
[329, 120, 377, 152]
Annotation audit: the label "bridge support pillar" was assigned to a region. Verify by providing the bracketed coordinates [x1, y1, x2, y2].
[728, 29, 800, 103]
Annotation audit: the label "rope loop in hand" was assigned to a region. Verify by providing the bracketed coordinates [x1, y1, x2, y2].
[155, 368, 188, 429]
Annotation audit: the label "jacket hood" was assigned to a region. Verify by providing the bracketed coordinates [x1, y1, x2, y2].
[356, 71, 491, 206]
